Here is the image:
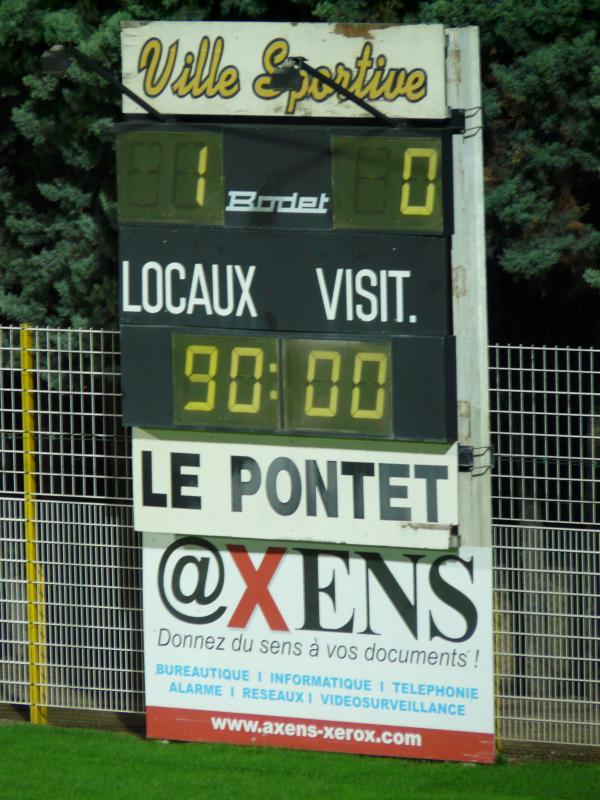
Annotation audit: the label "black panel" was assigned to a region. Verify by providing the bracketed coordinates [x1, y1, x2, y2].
[121, 326, 173, 427]
[119, 227, 451, 337]
[393, 336, 456, 442]
[121, 326, 456, 442]
[117, 122, 458, 445]
[224, 127, 331, 230]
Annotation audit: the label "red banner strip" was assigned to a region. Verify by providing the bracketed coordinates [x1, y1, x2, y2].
[147, 706, 494, 763]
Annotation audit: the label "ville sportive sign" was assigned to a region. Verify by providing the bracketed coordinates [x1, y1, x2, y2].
[120, 21, 447, 118]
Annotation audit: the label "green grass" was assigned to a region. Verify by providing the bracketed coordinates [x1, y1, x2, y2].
[0, 722, 598, 800]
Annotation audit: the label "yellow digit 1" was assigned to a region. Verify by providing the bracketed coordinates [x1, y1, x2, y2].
[184, 345, 218, 411]
[173, 143, 208, 209]
[196, 145, 207, 207]
[305, 351, 340, 417]
[228, 347, 263, 413]
[400, 147, 438, 216]
[351, 352, 388, 419]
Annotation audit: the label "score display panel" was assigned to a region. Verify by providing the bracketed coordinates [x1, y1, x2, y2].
[117, 122, 453, 233]
[118, 122, 457, 443]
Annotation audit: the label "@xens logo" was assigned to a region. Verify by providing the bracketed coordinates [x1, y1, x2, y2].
[158, 537, 226, 625]
[156, 538, 480, 642]
[158, 537, 288, 629]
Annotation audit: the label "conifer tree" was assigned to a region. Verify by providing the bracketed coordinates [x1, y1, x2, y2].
[0, 2, 217, 328]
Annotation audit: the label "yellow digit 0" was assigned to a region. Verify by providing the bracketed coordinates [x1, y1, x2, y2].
[305, 350, 340, 418]
[400, 147, 438, 216]
[350, 352, 388, 419]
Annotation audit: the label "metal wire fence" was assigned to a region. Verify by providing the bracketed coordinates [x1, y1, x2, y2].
[491, 345, 600, 526]
[490, 345, 600, 750]
[0, 327, 142, 715]
[1, 329, 599, 752]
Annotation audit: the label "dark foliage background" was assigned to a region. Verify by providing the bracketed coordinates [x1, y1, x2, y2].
[1, 0, 598, 342]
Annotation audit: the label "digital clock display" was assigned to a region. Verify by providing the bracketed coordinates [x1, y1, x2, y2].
[173, 334, 280, 430]
[283, 338, 391, 436]
[332, 135, 443, 233]
[172, 333, 392, 437]
[117, 130, 224, 225]
[120, 325, 457, 442]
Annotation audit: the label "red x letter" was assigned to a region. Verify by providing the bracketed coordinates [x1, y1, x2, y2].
[227, 545, 288, 630]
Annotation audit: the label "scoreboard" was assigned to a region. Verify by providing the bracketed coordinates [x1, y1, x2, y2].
[118, 21, 494, 764]
[119, 123, 456, 444]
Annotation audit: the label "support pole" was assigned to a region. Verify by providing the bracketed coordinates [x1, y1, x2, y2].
[20, 324, 47, 724]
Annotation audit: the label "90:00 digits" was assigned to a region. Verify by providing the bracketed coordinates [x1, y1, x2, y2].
[172, 334, 393, 435]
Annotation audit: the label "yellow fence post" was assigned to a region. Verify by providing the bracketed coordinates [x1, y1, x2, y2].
[20, 324, 48, 724]
[493, 590, 502, 756]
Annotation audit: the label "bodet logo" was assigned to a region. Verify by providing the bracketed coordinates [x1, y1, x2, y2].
[157, 537, 480, 651]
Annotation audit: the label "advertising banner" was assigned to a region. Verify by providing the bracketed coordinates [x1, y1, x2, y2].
[143, 534, 494, 762]
[121, 22, 447, 119]
[133, 430, 459, 550]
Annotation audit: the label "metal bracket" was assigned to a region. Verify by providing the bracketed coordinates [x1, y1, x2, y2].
[278, 57, 467, 132]
[448, 108, 466, 133]
[288, 56, 394, 126]
[458, 445, 494, 476]
[41, 44, 168, 123]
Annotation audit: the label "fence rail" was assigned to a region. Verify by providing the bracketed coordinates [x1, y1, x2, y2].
[1, 328, 599, 752]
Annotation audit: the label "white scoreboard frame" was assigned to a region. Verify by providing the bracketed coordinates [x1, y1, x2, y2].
[447, 27, 492, 549]
[123, 22, 494, 764]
